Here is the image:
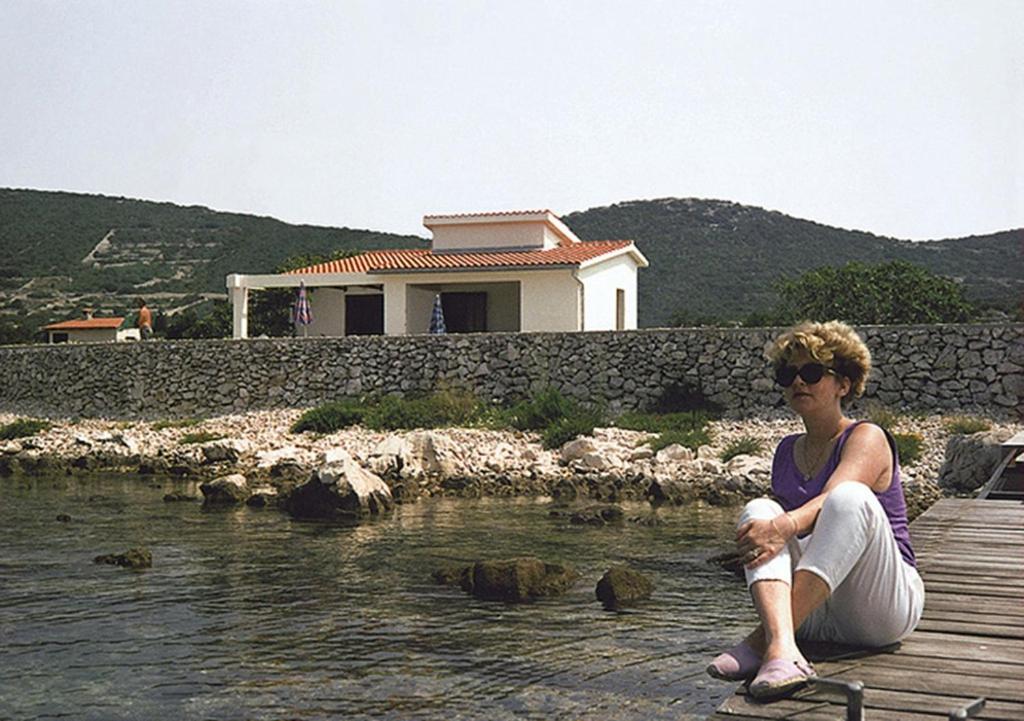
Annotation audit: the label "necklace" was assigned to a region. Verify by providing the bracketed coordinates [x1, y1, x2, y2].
[799, 425, 845, 481]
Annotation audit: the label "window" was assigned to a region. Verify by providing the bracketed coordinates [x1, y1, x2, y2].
[616, 289, 625, 330]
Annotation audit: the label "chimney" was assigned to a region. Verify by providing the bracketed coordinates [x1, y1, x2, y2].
[83, 308, 94, 320]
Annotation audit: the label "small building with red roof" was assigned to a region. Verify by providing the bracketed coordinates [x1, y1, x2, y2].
[42, 310, 141, 344]
[226, 210, 648, 338]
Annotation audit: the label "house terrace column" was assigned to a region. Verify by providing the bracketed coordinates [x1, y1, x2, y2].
[226, 274, 249, 339]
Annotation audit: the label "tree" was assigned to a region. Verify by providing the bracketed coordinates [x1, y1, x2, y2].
[249, 250, 361, 336]
[773, 260, 974, 325]
[163, 302, 232, 339]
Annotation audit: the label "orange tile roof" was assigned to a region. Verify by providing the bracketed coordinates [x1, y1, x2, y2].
[43, 317, 125, 330]
[286, 241, 635, 275]
[423, 209, 552, 220]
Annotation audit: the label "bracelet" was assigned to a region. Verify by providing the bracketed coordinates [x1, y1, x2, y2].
[785, 512, 799, 536]
[770, 515, 786, 538]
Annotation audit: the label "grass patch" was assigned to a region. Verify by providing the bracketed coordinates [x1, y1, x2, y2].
[291, 401, 365, 434]
[0, 418, 52, 440]
[892, 432, 924, 466]
[648, 426, 711, 452]
[151, 418, 202, 431]
[179, 431, 225, 445]
[720, 436, 764, 462]
[942, 416, 992, 435]
[541, 412, 602, 450]
[616, 410, 710, 434]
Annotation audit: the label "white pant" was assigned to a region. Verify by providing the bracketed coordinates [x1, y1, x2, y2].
[740, 482, 925, 647]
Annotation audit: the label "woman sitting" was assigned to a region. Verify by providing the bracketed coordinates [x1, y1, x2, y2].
[707, 320, 924, 697]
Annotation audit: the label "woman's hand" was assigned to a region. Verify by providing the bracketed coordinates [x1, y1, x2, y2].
[736, 514, 795, 569]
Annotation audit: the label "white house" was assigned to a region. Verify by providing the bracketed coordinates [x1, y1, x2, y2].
[226, 210, 648, 339]
[42, 311, 141, 343]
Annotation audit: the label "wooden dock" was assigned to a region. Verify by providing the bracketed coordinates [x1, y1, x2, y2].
[707, 498, 1024, 720]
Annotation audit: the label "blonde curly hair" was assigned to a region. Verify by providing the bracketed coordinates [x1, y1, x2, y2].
[766, 321, 871, 405]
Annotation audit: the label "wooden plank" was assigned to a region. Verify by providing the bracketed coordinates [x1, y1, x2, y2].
[924, 595, 1024, 616]
[821, 663, 1024, 702]
[919, 609, 1024, 627]
[915, 618, 1024, 639]
[920, 581, 1022, 598]
[864, 652, 1024, 680]
[856, 687, 1024, 721]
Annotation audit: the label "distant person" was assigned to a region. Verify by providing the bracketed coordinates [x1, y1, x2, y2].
[706, 320, 922, 698]
[137, 298, 153, 340]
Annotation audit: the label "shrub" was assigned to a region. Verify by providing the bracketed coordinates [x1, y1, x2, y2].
[541, 413, 601, 450]
[892, 432, 924, 466]
[943, 416, 992, 435]
[180, 431, 225, 445]
[425, 388, 487, 427]
[361, 395, 435, 430]
[649, 426, 712, 452]
[151, 418, 201, 431]
[0, 418, 52, 440]
[647, 382, 722, 416]
[507, 387, 581, 431]
[720, 436, 765, 462]
[291, 401, 365, 434]
[864, 403, 901, 432]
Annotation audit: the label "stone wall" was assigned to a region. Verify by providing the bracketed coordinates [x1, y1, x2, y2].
[0, 324, 1019, 420]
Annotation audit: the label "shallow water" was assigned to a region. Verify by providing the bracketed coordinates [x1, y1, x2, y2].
[0, 476, 754, 720]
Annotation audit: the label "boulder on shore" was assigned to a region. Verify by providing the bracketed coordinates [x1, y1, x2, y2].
[200, 474, 251, 504]
[285, 450, 393, 520]
[446, 557, 579, 602]
[201, 438, 254, 464]
[595, 565, 654, 609]
[937, 430, 1013, 494]
[94, 547, 152, 569]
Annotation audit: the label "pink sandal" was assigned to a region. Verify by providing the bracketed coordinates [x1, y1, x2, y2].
[706, 641, 761, 681]
[748, 658, 817, 698]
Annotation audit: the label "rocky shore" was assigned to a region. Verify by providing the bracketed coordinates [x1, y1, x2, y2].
[2, 409, 1018, 518]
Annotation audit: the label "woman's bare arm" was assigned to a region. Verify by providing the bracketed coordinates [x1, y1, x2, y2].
[738, 423, 893, 568]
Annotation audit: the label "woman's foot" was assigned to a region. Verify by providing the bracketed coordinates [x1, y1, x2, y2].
[748, 658, 816, 698]
[706, 641, 761, 681]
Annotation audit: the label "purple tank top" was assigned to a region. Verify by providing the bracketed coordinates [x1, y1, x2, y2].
[771, 421, 917, 568]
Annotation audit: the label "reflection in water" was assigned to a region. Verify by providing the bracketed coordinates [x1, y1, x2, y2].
[0, 476, 755, 720]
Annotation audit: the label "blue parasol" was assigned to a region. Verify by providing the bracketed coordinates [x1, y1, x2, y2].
[293, 282, 313, 336]
[429, 293, 446, 334]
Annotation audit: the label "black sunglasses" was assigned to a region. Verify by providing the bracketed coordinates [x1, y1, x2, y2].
[774, 362, 834, 387]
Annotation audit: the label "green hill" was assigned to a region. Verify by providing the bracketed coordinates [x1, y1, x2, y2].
[0, 188, 425, 333]
[563, 198, 1021, 326]
[1, 189, 1018, 334]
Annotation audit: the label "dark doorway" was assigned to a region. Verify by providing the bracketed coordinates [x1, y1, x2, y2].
[345, 294, 384, 335]
[441, 292, 487, 333]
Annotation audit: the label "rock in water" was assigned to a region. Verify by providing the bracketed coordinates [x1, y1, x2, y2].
[549, 504, 625, 525]
[94, 547, 152, 569]
[595, 565, 654, 609]
[646, 478, 693, 506]
[285, 451, 393, 520]
[199, 474, 251, 504]
[460, 557, 578, 602]
[163, 492, 197, 502]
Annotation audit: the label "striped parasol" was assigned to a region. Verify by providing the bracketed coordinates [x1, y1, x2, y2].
[429, 294, 446, 334]
[293, 282, 313, 336]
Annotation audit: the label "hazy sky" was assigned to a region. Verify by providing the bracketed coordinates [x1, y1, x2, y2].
[2, 0, 1021, 239]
